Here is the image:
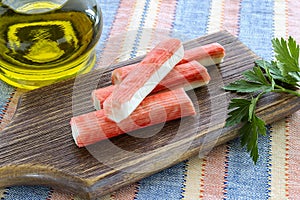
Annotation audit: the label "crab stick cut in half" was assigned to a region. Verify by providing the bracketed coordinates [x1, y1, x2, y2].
[103, 38, 184, 123]
[111, 42, 225, 85]
[92, 60, 210, 110]
[71, 88, 196, 147]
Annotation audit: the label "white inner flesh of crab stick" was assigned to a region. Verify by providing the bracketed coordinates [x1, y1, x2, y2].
[103, 39, 184, 123]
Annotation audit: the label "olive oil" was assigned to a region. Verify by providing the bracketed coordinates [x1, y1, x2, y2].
[0, 0, 102, 89]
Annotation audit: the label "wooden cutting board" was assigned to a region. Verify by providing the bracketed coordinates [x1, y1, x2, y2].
[0, 31, 299, 199]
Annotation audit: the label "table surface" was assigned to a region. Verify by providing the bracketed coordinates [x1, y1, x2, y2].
[0, 0, 299, 199]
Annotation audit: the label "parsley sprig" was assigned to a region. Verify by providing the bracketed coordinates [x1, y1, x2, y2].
[224, 36, 300, 164]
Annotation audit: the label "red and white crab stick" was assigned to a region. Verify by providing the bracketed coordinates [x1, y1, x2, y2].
[178, 42, 225, 66]
[71, 88, 196, 147]
[103, 38, 184, 123]
[111, 42, 225, 85]
[92, 60, 210, 110]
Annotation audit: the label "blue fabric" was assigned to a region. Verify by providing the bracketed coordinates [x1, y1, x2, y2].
[225, 134, 271, 200]
[135, 162, 186, 200]
[95, 0, 121, 57]
[172, 0, 211, 40]
[0, 81, 14, 121]
[238, 0, 274, 60]
[224, 1, 274, 199]
[2, 186, 50, 200]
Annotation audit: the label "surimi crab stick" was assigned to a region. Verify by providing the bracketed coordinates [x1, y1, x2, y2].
[71, 88, 196, 147]
[178, 42, 225, 66]
[92, 60, 210, 110]
[111, 42, 225, 85]
[92, 85, 114, 110]
[103, 38, 184, 123]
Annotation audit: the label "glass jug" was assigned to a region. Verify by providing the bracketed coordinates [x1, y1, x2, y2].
[0, 0, 102, 89]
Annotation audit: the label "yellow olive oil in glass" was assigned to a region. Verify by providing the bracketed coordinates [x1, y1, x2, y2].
[0, 0, 102, 89]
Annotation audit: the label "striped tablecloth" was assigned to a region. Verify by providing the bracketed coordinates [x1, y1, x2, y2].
[0, 0, 299, 199]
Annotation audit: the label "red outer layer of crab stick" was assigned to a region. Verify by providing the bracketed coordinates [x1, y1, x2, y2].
[151, 60, 210, 92]
[92, 60, 210, 110]
[178, 42, 225, 66]
[111, 42, 224, 85]
[71, 88, 196, 147]
[92, 85, 115, 110]
[103, 38, 184, 123]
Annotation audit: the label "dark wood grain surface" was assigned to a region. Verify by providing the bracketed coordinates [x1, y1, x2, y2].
[0, 31, 299, 199]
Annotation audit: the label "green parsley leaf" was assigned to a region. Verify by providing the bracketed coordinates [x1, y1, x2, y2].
[248, 96, 258, 121]
[271, 37, 300, 86]
[289, 72, 300, 84]
[225, 95, 266, 164]
[239, 115, 266, 164]
[224, 36, 300, 164]
[255, 60, 281, 80]
[272, 36, 299, 72]
[223, 80, 272, 93]
[223, 66, 274, 93]
[243, 66, 269, 85]
[225, 98, 251, 127]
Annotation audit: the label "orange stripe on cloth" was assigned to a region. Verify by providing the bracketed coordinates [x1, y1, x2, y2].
[199, 1, 228, 196]
[269, 119, 288, 199]
[287, 1, 300, 42]
[111, 183, 139, 200]
[156, 0, 177, 31]
[222, 0, 242, 36]
[109, 1, 138, 37]
[97, 194, 112, 200]
[148, 0, 177, 47]
[0, 88, 24, 131]
[287, 111, 300, 199]
[95, 0, 137, 69]
[48, 190, 114, 200]
[47, 189, 77, 200]
[200, 145, 227, 199]
[182, 145, 227, 199]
